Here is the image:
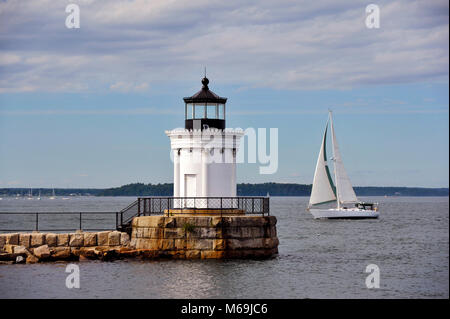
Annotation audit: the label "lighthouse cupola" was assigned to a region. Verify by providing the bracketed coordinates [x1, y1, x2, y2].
[183, 77, 227, 131]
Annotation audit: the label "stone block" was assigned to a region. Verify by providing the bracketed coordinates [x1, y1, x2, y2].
[79, 247, 99, 259]
[108, 231, 121, 246]
[3, 244, 16, 254]
[199, 227, 221, 239]
[267, 216, 277, 226]
[174, 239, 186, 250]
[30, 233, 44, 247]
[57, 233, 69, 246]
[45, 233, 57, 247]
[185, 250, 201, 259]
[83, 233, 97, 246]
[164, 228, 185, 239]
[97, 231, 110, 246]
[6, 233, 19, 245]
[26, 254, 39, 263]
[160, 239, 174, 251]
[13, 245, 29, 255]
[33, 245, 51, 259]
[212, 239, 226, 250]
[0, 234, 6, 249]
[134, 238, 159, 250]
[69, 233, 84, 247]
[19, 234, 31, 248]
[50, 247, 71, 260]
[226, 238, 265, 250]
[201, 250, 225, 259]
[186, 239, 213, 251]
[120, 232, 130, 246]
[136, 216, 165, 228]
[264, 237, 279, 249]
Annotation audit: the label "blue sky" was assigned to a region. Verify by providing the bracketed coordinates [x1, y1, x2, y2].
[0, 0, 448, 188]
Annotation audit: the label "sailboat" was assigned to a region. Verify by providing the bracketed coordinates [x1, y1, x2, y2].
[49, 189, 56, 200]
[307, 111, 379, 219]
[37, 190, 41, 200]
[27, 188, 33, 200]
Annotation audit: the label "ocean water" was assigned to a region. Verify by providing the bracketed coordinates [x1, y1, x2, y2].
[0, 196, 448, 299]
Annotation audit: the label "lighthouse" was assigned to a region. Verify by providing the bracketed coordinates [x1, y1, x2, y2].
[127, 76, 277, 259]
[165, 77, 244, 206]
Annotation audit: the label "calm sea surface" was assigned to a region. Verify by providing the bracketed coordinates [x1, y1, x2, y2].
[0, 196, 448, 299]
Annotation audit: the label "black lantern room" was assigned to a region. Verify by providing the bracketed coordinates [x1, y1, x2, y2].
[183, 77, 227, 130]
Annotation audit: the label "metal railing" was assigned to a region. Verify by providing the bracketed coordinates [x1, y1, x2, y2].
[135, 196, 270, 217]
[0, 211, 120, 232]
[0, 196, 270, 233]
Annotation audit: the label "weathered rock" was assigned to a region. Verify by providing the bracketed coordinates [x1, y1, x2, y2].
[13, 245, 29, 255]
[185, 250, 201, 259]
[70, 247, 81, 257]
[186, 239, 213, 251]
[26, 253, 39, 263]
[69, 233, 84, 247]
[201, 250, 225, 259]
[120, 232, 130, 246]
[164, 228, 185, 239]
[3, 244, 16, 254]
[6, 233, 19, 245]
[108, 231, 121, 246]
[30, 233, 45, 247]
[50, 247, 72, 260]
[45, 233, 57, 247]
[33, 245, 51, 259]
[97, 231, 110, 246]
[57, 233, 69, 246]
[0, 234, 6, 249]
[79, 247, 99, 259]
[18, 234, 30, 248]
[83, 233, 97, 246]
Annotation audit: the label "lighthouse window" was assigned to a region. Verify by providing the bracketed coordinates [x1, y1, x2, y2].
[194, 104, 206, 119]
[207, 103, 217, 119]
[186, 103, 193, 119]
[218, 104, 225, 119]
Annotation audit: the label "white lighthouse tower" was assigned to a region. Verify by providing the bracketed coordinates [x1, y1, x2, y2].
[166, 77, 243, 207]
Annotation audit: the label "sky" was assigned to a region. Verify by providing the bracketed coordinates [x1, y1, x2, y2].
[0, 0, 448, 188]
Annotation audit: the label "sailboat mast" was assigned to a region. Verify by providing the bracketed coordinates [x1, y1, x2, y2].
[329, 111, 340, 210]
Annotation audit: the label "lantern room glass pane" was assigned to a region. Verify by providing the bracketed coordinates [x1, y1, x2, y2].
[194, 104, 206, 119]
[186, 103, 193, 119]
[207, 103, 217, 119]
[218, 104, 224, 119]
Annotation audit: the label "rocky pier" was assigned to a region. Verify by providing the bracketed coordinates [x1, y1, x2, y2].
[0, 215, 279, 264]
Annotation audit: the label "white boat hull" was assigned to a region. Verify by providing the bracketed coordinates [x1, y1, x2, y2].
[309, 208, 379, 219]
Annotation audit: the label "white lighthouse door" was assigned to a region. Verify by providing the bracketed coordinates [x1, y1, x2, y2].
[184, 174, 197, 207]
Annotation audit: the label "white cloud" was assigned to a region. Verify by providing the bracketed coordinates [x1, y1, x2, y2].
[0, 0, 448, 93]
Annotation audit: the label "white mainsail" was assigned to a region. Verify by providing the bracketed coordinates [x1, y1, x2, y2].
[309, 120, 337, 207]
[330, 113, 358, 205]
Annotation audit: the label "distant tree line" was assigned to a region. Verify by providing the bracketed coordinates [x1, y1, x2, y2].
[1, 183, 448, 197]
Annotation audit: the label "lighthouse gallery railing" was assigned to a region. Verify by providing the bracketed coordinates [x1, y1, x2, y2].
[133, 196, 269, 217]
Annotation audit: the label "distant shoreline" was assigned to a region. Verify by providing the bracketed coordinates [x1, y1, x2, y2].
[1, 183, 448, 197]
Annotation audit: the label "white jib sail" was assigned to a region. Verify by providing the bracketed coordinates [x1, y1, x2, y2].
[309, 122, 337, 206]
[330, 113, 358, 204]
